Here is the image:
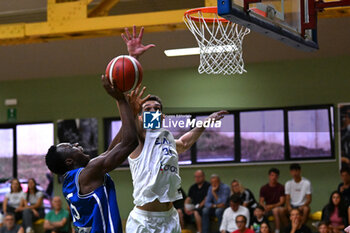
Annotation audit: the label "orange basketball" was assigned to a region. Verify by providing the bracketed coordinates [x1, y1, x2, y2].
[105, 55, 143, 92]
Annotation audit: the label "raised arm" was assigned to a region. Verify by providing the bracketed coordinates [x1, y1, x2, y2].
[79, 76, 138, 194]
[122, 26, 155, 59]
[176, 111, 228, 154]
[107, 85, 150, 151]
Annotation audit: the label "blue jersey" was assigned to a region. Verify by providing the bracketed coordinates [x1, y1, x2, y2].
[62, 168, 122, 233]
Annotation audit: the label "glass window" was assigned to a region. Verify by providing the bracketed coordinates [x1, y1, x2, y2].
[163, 115, 192, 165]
[240, 110, 284, 162]
[196, 114, 235, 163]
[0, 128, 13, 178]
[109, 120, 129, 165]
[288, 109, 332, 158]
[16, 123, 54, 189]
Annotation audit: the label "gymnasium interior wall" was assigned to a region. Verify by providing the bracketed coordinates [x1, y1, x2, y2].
[1, 55, 349, 219]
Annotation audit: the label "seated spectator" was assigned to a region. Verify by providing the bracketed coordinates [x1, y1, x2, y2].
[0, 212, 3, 227]
[231, 179, 258, 218]
[220, 194, 250, 233]
[22, 178, 45, 233]
[203, 174, 231, 233]
[251, 205, 269, 233]
[0, 213, 24, 233]
[283, 208, 311, 233]
[44, 196, 70, 233]
[184, 169, 210, 233]
[338, 166, 350, 206]
[173, 187, 188, 229]
[260, 168, 287, 233]
[260, 222, 272, 233]
[316, 222, 330, 233]
[232, 215, 255, 233]
[285, 164, 312, 224]
[321, 191, 348, 233]
[2, 179, 26, 222]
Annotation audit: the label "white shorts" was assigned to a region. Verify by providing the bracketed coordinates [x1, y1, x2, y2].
[126, 207, 181, 233]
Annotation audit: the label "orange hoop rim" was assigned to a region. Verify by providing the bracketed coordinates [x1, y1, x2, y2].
[184, 7, 229, 23]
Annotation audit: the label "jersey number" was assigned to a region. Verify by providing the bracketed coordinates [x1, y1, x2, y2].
[66, 193, 81, 222]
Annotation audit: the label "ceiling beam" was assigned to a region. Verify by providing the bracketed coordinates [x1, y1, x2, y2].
[0, 0, 349, 45]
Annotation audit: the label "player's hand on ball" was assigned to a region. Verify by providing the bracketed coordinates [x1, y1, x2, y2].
[207, 110, 229, 122]
[122, 25, 155, 59]
[101, 74, 125, 100]
[127, 84, 150, 116]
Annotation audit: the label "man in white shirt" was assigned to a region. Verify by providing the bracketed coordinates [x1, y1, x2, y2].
[285, 163, 312, 224]
[220, 194, 250, 233]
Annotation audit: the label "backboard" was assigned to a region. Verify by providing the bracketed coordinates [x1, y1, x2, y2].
[217, 0, 319, 51]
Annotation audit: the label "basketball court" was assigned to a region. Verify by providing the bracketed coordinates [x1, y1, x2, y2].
[0, 0, 350, 232]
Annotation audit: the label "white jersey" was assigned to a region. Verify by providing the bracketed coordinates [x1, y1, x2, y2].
[128, 128, 182, 206]
[285, 177, 312, 206]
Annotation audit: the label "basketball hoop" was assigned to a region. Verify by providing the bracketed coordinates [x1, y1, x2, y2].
[184, 7, 250, 75]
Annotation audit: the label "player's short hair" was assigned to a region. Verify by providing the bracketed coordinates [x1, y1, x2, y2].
[144, 95, 163, 111]
[268, 168, 280, 176]
[230, 194, 242, 204]
[290, 163, 301, 171]
[45, 145, 68, 175]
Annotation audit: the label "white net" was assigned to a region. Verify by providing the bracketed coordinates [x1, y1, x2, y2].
[184, 9, 250, 75]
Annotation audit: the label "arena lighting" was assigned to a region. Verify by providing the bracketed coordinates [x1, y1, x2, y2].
[164, 45, 238, 57]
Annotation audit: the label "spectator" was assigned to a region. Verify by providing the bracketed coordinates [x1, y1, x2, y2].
[0, 213, 24, 233]
[2, 179, 25, 221]
[251, 205, 269, 233]
[260, 168, 287, 233]
[22, 178, 45, 233]
[260, 222, 272, 233]
[231, 179, 258, 218]
[285, 164, 312, 224]
[220, 194, 250, 233]
[173, 188, 188, 229]
[203, 174, 230, 233]
[315, 222, 330, 233]
[321, 191, 348, 233]
[283, 208, 312, 233]
[338, 166, 350, 206]
[0, 212, 3, 227]
[184, 169, 210, 233]
[232, 215, 255, 233]
[44, 196, 70, 233]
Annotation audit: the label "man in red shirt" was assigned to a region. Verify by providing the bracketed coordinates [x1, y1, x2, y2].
[232, 215, 255, 233]
[259, 168, 287, 233]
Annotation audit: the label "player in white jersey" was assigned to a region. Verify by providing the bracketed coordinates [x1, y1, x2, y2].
[114, 26, 228, 232]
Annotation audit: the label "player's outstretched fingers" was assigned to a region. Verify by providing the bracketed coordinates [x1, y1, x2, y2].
[132, 25, 137, 38]
[138, 27, 144, 39]
[124, 27, 132, 40]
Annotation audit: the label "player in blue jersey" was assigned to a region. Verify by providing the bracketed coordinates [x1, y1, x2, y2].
[45, 74, 142, 233]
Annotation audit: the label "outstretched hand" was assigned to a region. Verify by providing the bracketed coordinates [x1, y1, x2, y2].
[207, 110, 229, 122]
[121, 26, 155, 59]
[127, 84, 150, 116]
[101, 74, 125, 101]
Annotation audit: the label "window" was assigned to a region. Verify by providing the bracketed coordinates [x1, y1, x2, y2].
[0, 128, 14, 180]
[16, 123, 54, 189]
[240, 110, 284, 162]
[108, 119, 129, 165]
[104, 105, 334, 166]
[288, 109, 332, 158]
[196, 114, 235, 163]
[163, 115, 192, 165]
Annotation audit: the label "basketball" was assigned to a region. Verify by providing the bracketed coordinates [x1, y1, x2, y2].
[105, 55, 143, 92]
